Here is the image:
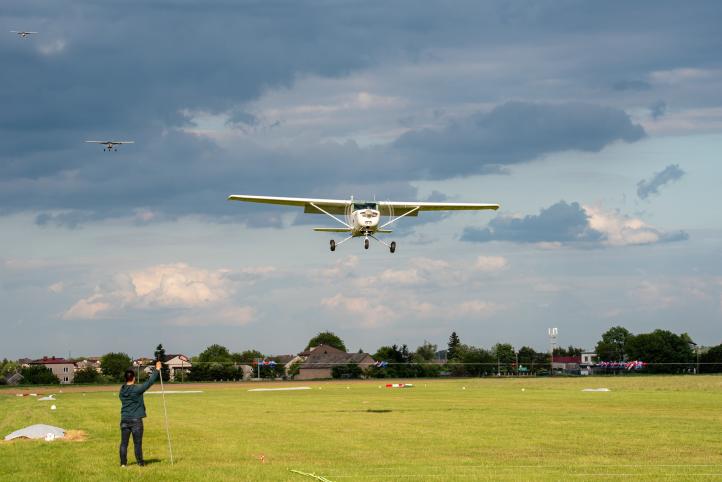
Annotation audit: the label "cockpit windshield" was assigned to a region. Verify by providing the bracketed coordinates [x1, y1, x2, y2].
[353, 202, 378, 210]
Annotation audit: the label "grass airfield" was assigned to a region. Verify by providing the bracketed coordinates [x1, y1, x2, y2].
[2, 376, 722, 481]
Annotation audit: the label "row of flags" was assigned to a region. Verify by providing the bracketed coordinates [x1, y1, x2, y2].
[596, 361, 647, 370]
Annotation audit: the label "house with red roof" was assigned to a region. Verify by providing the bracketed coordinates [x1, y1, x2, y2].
[31, 356, 76, 384]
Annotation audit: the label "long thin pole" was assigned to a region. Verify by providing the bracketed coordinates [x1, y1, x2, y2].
[158, 366, 174, 465]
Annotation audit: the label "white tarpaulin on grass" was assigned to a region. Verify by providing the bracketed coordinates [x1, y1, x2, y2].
[4, 424, 65, 441]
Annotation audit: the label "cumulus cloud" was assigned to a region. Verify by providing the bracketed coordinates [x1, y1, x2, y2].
[48, 282, 64, 293]
[453, 300, 500, 317]
[462, 201, 688, 247]
[474, 256, 508, 272]
[167, 306, 255, 327]
[637, 164, 685, 199]
[62, 263, 235, 320]
[321, 293, 395, 327]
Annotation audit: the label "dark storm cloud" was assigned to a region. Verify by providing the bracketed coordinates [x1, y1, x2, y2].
[636, 164, 685, 199]
[462, 201, 689, 246]
[1, 1, 720, 226]
[612, 80, 652, 92]
[462, 201, 603, 244]
[393, 102, 645, 178]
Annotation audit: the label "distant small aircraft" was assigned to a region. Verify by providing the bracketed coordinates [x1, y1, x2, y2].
[84, 140, 135, 152]
[228, 195, 500, 253]
[10, 31, 38, 38]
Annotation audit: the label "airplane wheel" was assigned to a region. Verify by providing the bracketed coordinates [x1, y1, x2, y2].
[330, 240, 336, 252]
[364, 238, 369, 250]
[390, 241, 396, 253]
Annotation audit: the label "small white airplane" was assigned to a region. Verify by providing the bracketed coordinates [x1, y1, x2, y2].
[228, 194, 500, 253]
[84, 140, 135, 152]
[10, 31, 38, 38]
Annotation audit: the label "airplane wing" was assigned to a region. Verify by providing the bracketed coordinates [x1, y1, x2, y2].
[377, 201, 500, 217]
[113, 141, 135, 144]
[313, 228, 352, 232]
[84, 141, 107, 143]
[228, 195, 352, 215]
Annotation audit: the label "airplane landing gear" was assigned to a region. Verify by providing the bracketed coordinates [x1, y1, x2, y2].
[364, 238, 369, 250]
[330, 239, 336, 252]
[390, 241, 396, 253]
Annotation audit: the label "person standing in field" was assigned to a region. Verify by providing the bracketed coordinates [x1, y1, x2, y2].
[119, 360, 161, 467]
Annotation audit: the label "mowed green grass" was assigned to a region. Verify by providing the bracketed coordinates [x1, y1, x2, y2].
[2, 376, 722, 481]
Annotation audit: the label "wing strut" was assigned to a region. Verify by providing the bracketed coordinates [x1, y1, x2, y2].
[380, 206, 419, 229]
[310, 202, 351, 228]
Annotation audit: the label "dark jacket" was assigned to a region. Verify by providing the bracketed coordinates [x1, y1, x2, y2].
[119, 369, 159, 420]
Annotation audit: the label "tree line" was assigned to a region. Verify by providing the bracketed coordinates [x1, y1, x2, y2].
[4, 326, 722, 385]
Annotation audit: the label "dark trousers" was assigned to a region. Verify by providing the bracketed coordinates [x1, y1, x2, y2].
[119, 418, 144, 465]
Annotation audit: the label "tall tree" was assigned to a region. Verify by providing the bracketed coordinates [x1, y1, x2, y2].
[700, 344, 722, 373]
[447, 332, 461, 360]
[306, 331, 347, 352]
[625, 329, 694, 373]
[595, 326, 632, 361]
[197, 344, 233, 363]
[154, 344, 171, 380]
[492, 343, 516, 374]
[232, 350, 264, 364]
[101, 352, 133, 382]
[415, 341, 437, 362]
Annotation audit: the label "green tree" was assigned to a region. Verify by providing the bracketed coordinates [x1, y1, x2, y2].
[450, 344, 495, 377]
[492, 343, 516, 375]
[0, 359, 20, 377]
[595, 326, 632, 361]
[287, 361, 301, 379]
[625, 329, 694, 373]
[74, 367, 102, 384]
[447, 332, 461, 360]
[415, 341, 437, 362]
[101, 352, 133, 382]
[232, 350, 264, 364]
[700, 344, 722, 373]
[517, 346, 536, 368]
[197, 344, 233, 363]
[557, 345, 583, 357]
[306, 331, 346, 352]
[154, 344, 171, 380]
[20, 365, 60, 385]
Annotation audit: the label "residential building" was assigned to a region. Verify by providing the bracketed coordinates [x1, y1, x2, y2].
[162, 354, 192, 382]
[74, 356, 102, 373]
[580, 353, 597, 375]
[31, 356, 76, 384]
[552, 355, 581, 375]
[295, 344, 374, 380]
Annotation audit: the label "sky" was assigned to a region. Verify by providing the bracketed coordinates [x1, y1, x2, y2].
[1, 0, 721, 359]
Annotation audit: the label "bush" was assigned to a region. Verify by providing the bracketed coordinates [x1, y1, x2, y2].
[74, 367, 103, 384]
[101, 352, 133, 382]
[332, 363, 362, 379]
[20, 365, 60, 385]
